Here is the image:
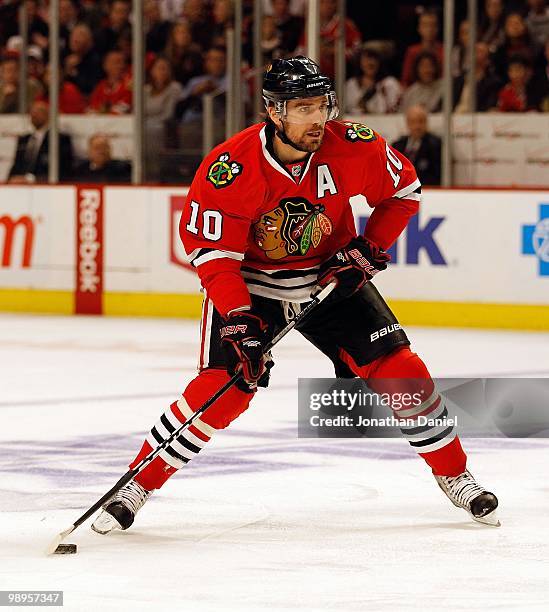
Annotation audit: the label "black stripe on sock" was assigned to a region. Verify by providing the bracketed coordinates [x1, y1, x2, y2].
[160, 413, 176, 434]
[176, 434, 201, 455]
[150, 427, 189, 463]
[408, 426, 454, 448]
[400, 407, 448, 435]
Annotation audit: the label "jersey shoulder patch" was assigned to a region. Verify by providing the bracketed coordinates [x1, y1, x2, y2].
[206, 152, 243, 189]
[201, 123, 264, 190]
[343, 122, 378, 143]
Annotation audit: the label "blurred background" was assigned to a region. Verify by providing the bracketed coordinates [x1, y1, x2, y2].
[1, 0, 549, 186]
[0, 0, 548, 328]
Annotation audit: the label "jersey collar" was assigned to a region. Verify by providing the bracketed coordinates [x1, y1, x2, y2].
[259, 124, 315, 185]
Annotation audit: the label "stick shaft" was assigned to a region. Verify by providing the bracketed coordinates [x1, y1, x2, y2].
[66, 282, 335, 532]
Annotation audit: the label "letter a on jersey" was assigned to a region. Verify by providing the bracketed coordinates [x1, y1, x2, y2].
[317, 164, 337, 198]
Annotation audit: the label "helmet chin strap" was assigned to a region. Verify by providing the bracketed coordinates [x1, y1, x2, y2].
[274, 120, 311, 153]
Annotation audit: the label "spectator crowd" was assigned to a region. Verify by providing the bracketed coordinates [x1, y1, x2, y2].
[0, 0, 548, 182]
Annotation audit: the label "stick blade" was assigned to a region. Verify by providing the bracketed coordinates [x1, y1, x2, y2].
[45, 526, 74, 556]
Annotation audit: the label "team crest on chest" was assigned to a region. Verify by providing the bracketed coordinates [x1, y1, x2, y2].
[207, 152, 242, 189]
[253, 197, 333, 260]
[344, 122, 377, 143]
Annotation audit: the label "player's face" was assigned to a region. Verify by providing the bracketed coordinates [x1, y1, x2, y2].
[277, 96, 328, 152]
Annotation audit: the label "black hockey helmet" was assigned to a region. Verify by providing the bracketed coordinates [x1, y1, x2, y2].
[262, 56, 339, 120]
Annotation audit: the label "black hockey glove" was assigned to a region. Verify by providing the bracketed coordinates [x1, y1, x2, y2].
[317, 236, 390, 301]
[220, 311, 273, 393]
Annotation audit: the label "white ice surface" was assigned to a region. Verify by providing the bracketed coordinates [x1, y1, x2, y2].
[1, 314, 548, 611]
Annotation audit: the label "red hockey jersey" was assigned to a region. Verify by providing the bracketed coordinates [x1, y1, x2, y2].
[180, 120, 421, 316]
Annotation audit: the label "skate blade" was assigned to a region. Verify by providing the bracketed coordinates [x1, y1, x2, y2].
[472, 509, 501, 527]
[91, 510, 123, 535]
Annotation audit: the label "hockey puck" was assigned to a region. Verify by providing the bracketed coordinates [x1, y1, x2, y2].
[54, 543, 77, 554]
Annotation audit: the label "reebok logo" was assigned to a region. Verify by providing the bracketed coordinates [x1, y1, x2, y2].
[78, 190, 101, 292]
[75, 186, 103, 315]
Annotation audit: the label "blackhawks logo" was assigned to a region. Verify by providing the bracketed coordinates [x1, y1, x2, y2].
[344, 122, 377, 143]
[207, 152, 242, 188]
[253, 198, 333, 260]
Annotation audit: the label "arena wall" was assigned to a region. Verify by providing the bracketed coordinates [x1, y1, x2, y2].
[3, 113, 549, 186]
[0, 185, 547, 329]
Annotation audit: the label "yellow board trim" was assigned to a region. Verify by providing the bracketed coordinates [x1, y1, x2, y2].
[0, 288, 73, 314]
[388, 300, 549, 331]
[0, 289, 548, 330]
[103, 292, 203, 318]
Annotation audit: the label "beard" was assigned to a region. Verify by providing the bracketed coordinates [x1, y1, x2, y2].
[281, 122, 325, 152]
[292, 135, 324, 152]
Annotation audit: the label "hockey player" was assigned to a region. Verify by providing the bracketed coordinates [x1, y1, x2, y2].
[92, 57, 499, 534]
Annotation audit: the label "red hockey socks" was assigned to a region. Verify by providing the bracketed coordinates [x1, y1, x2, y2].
[339, 346, 467, 477]
[132, 369, 253, 491]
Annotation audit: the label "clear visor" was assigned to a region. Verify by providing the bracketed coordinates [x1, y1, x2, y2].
[278, 97, 330, 125]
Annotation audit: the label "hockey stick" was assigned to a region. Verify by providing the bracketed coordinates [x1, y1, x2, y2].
[46, 281, 336, 554]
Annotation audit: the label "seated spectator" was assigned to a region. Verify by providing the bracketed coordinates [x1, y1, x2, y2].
[158, 0, 186, 22]
[297, 0, 361, 79]
[25, 0, 49, 53]
[88, 50, 132, 114]
[73, 133, 131, 183]
[39, 64, 87, 114]
[177, 46, 227, 123]
[5, 37, 46, 86]
[182, 0, 212, 50]
[493, 13, 540, 82]
[145, 56, 184, 124]
[115, 28, 139, 69]
[497, 55, 540, 112]
[145, 55, 184, 179]
[95, 0, 132, 55]
[79, 0, 105, 32]
[63, 23, 103, 97]
[271, 0, 303, 56]
[260, 16, 284, 64]
[345, 47, 402, 114]
[539, 40, 549, 111]
[27, 45, 46, 86]
[392, 105, 441, 186]
[144, 0, 172, 54]
[263, 0, 306, 16]
[59, 0, 80, 56]
[319, 0, 361, 79]
[8, 100, 73, 183]
[0, 56, 43, 113]
[400, 51, 442, 113]
[401, 10, 443, 87]
[164, 21, 203, 86]
[526, 0, 549, 47]
[245, 3, 300, 66]
[479, 0, 506, 53]
[454, 42, 502, 112]
[211, 0, 234, 47]
[451, 20, 470, 79]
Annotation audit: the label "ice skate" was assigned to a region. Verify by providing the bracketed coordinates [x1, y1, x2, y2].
[91, 480, 151, 534]
[435, 469, 500, 526]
